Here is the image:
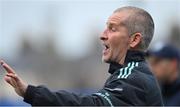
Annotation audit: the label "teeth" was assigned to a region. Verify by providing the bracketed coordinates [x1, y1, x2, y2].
[103, 43, 109, 50]
[106, 45, 108, 49]
[104, 45, 109, 49]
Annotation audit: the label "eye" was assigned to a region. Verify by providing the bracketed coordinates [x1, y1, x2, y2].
[109, 26, 116, 32]
[111, 27, 116, 32]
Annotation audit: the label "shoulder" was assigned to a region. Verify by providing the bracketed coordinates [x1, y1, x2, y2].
[107, 61, 159, 90]
[117, 61, 159, 90]
[129, 61, 158, 87]
[117, 61, 152, 81]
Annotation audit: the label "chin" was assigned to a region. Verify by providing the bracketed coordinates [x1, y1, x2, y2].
[102, 56, 111, 63]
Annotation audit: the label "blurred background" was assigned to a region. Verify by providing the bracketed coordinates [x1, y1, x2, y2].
[0, 0, 180, 106]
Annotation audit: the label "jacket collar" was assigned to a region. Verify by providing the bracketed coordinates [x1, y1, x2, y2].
[108, 50, 145, 74]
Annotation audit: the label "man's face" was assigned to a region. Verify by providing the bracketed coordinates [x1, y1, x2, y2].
[148, 56, 178, 83]
[100, 12, 130, 64]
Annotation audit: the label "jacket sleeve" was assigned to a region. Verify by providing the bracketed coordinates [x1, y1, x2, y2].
[23, 85, 113, 106]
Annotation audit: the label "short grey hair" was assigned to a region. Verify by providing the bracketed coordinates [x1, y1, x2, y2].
[114, 6, 154, 50]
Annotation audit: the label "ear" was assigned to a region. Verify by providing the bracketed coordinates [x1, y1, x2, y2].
[129, 33, 142, 48]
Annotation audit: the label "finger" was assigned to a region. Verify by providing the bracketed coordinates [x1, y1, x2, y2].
[1, 61, 15, 74]
[5, 73, 19, 87]
[0, 60, 4, 65]
[6, 73, 20, 87]
[6, 73, 19, 82]
[4, 76, 16, 88]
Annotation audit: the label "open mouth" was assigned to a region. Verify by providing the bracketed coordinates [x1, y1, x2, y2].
[103, 44, 110, 55]
[105, 45, 110, 50]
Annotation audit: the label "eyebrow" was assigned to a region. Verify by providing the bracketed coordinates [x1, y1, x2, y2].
[106, 22, 118, 27]
[106, 21, 126, 28]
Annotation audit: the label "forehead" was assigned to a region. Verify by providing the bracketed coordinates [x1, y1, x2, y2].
[107, 12, 129, 26]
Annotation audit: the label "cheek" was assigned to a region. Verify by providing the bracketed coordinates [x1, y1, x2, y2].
[110, 33, 129, 51]
[156, 63, 170, 76]
[152, 66, 165, 79]
[151, 62, 163, 72]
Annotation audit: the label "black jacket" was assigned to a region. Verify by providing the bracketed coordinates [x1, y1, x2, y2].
[23, 50, 163, 106]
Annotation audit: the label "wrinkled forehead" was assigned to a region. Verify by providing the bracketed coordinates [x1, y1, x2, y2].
[107, 12, 130, 26]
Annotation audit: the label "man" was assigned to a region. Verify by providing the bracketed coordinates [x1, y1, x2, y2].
[147, 43, 180, 106]
[0, 6, 163, 106]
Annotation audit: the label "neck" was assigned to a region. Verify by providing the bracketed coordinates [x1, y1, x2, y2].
[117, 50, 128, 65]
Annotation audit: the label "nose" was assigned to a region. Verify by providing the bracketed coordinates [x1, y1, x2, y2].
[100, 29, 108, 41]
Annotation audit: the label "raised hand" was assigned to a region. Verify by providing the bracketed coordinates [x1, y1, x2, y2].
[0, 60, 28, 97]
